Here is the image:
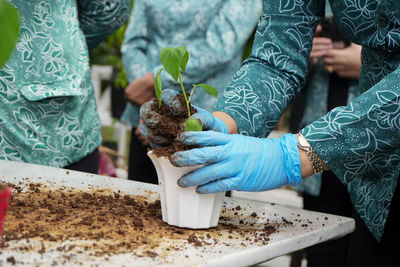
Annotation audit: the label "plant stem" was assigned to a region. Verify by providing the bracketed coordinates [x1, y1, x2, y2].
[188, 85, 197, 103]
[178, 72, 191, 118]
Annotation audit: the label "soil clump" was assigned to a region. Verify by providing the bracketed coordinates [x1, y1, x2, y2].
[149, 94, 198, 158]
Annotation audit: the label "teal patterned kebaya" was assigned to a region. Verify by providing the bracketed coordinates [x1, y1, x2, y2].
[120, 0, 261, 128]
[0, 0, 130, 167]
[214, 0, 400, 241]
[294, 59, 360, 197]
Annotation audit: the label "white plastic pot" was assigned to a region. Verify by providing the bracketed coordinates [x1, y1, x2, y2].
[148, 151, 225, 229]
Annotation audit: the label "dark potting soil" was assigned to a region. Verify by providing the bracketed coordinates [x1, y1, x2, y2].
[0, 182, 285, 262]
[148, 94, 198, 158]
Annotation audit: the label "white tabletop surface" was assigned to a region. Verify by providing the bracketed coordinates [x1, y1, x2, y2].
[0, 160, 355, 266]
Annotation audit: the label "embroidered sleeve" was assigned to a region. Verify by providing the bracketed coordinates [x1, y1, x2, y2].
[214, 0, 324, 137]
[77, 0, 130, 50]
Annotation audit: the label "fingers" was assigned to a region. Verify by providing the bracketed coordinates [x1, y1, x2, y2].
[196, 178, 237, 194]
[134, 121, 143, 136]
[124, 81, 136, 103]
[139, 137, 150, 147]
[139, 105, 164, 147]
[324, 48, 343, 61]
[323, 60, 342, 73]
[177, 131, 231, 147]
[134, 124, 148, 146]
[310, 48, 329, 58]
[124, 77, 154, 105]
[323, 43, 361, 78]
[196, 173, 248, 193]
[140, 123, 168, 147]
[140, 101, 161, 128]
[135, 126, 150, 146]
[309, 57, 318, 66]
[162, 89, 184, 115]
[149, 141, 159, 148]
[140, 89, 184, 127]
[178, 161, 239, 188]
[140, 89, 186, 147]
[322, 49, 342, 73]
[310, 37, 332, 58]
[312, 37, 332, 47]
[315, 24, 322, 35]
[171, 145, 226, 167]
[191, 108, 228, 133]
[191, 107, 212, 129]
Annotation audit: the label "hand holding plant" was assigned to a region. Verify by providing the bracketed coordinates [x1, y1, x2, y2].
[139, 46, 226, 151]
[154, 46, 218, 132]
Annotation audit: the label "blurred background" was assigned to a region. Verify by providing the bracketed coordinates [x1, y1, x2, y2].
[87, 0, 271, 179]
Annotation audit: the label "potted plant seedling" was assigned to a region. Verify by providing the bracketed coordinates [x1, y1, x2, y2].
[147, 46, 225, 229]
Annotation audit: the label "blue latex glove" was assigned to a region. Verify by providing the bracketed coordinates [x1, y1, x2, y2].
[140, 89, 227, 147]
[172, 131, 303, 193]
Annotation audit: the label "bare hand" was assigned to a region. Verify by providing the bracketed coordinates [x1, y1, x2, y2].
[310, 25, 332, 66]
[125, 72, 155, 106]
[322, 43, 362, 79]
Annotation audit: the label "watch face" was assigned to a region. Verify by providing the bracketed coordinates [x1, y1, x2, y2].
[298, 134, 310, 147]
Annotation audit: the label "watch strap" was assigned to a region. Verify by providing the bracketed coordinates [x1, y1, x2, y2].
[297, 134, 324, 174]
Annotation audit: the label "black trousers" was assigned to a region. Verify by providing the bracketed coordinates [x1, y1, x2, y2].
[64, 148, 99, 174]
[302, 170, 353, 267]
[128, 128, 158, 184]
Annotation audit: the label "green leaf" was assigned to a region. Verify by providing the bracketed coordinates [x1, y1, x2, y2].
[197, 84, 218, 97]
[160, 46, 188, 82]
[0, 0, 20, 68]
[184, 118, 203, 132]
[154, 68, 163, 109]
[180, 49, 189, 72]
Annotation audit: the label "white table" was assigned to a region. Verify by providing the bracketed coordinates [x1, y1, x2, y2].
[0, 160, 355, 266]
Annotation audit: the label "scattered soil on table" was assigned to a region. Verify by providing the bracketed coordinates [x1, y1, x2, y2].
[148, 94, 198, 158]
[0, 182, 287, 264]
[0, 183, 8, 191]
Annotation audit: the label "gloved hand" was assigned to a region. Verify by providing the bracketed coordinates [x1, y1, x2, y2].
[172, 131, 303, 193]
[140, 89, 228, 147]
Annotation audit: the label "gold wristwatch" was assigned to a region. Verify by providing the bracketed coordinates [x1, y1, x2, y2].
[297, 134, 324, 174]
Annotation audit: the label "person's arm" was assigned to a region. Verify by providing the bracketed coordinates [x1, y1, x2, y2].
[120, 0, 152, 83]
[213, 0, 325, 138]
[212, 111, 239, 134]
[212, 110, 328, 178]
[77, 0, 131, 50]
[301, 65, 400, 183]
[155, 0, 262, 86]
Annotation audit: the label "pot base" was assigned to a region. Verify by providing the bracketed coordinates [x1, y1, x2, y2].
[148, 151, 225, 229]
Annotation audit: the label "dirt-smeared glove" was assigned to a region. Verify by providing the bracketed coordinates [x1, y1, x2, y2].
[140, 89, 227, 147]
